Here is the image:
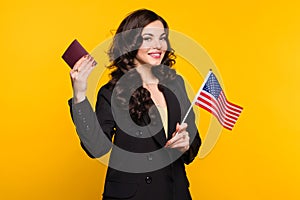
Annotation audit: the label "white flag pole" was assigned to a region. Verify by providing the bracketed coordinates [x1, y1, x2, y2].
[180, 69, 213, 125]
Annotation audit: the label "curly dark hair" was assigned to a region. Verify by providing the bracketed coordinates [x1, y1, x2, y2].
[107, 9, 177, 124]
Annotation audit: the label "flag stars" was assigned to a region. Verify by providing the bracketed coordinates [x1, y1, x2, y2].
[203, 74, 222, 99]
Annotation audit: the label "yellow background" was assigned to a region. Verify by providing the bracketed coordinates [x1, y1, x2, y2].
[1, 0, 300, 199]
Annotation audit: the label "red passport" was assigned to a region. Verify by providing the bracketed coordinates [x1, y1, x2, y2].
[62, 39, 89, 68]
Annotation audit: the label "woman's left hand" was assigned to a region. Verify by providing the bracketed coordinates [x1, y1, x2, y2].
[165, 123, 190, 153]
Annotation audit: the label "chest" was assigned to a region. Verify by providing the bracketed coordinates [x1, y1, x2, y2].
[113, 85, 183, 152]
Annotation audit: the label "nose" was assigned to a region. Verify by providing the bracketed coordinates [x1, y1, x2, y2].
[152, 38, 162, 49]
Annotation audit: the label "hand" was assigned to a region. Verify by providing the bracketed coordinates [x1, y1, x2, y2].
[70, 55, 97, 104]
[165, 123, 190, 153]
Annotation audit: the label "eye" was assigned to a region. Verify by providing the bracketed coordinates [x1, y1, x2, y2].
[160, 36, 167, 41]
[143, 37, 152, 42]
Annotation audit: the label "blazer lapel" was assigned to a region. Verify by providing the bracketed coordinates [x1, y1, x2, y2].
[141, 100, 167, 148]
[161, 85, 181, 140]
[140, 83, 182, 147]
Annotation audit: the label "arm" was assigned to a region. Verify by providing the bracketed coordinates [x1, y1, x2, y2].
[165, 75, 201, 164]
[68, 96, 113, 158]
[179, 75, 201, 164]
[68, 55, 113, 158]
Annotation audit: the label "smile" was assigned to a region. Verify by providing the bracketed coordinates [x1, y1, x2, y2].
[148, 52, 162, 59]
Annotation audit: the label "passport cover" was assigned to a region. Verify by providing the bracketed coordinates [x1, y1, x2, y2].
[62, 39, 89, 68]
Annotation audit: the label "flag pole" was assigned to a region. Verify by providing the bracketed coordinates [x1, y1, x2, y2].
[180, 69, 213, 125]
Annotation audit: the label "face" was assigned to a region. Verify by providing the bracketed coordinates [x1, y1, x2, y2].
[134, 20, 168, 67]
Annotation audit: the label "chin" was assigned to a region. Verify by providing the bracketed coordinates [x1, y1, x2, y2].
[150, 62, 161, 66]
[148, 60, 163, 66]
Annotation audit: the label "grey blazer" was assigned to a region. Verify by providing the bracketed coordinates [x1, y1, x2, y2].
[69, 75, 201, 200]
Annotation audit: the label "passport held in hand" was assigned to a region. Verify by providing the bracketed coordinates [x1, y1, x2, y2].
[62, 39, 89, 69]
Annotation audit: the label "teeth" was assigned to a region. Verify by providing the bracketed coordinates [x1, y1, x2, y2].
[149, 53, 161, 56]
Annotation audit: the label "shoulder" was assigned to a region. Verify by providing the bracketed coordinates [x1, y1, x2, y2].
[165, 74, 190, 105]
[164, 74, 186, 91]
[97, 82, 114, 102]
[174, 74, 185, 86]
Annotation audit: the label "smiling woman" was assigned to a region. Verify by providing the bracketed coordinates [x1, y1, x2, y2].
[68, 9, 201, 200]
[135, 20, 168, 66]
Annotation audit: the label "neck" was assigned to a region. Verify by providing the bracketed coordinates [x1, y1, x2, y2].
[136, 64, 158, 84]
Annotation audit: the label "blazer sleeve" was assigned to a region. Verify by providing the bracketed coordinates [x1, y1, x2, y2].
[176, 75, 202, 164]
[68, 87, 114, 158]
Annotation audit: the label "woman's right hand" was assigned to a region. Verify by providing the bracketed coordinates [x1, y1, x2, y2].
[70, 55, 97, 104]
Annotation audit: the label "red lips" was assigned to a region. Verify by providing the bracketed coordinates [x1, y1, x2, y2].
[148, 52, 162, 59]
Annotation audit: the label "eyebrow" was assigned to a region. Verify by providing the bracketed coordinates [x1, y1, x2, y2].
[142, 32, 166, 37]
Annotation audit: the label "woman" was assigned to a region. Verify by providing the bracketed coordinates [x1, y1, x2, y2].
[69, 9, 201, 200]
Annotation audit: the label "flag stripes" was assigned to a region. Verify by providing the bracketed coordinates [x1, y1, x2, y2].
[194, 71, 243, 130]
[180, 70, 243, 131]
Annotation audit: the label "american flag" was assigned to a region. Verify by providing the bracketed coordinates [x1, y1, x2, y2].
[195, 71, 243, 130]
